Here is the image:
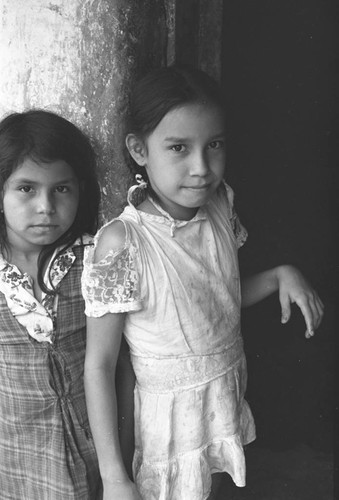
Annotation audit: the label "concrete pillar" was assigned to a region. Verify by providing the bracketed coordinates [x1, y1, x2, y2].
[0, 0, 167, 219]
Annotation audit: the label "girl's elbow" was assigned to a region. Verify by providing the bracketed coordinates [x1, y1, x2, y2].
[84, 354, 116, 378]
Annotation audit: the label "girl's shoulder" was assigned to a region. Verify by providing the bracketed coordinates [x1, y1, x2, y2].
[93, 219, 127, 262]
[209, 180, 236, 218]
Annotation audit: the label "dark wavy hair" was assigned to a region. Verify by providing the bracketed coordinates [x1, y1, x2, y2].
[126, 64, 225, 182]
[0, 109, 100, 293]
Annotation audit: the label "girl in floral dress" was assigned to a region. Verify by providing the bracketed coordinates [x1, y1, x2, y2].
[82, 66, 324, 500]
[0, 110, 102, 499]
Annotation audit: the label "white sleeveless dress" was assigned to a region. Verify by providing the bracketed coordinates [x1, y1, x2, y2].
[82, 182, 256, 500]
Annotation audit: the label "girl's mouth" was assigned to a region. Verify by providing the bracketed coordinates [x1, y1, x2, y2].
[31, 224, 58, 230]
[184, 184, 210, 190]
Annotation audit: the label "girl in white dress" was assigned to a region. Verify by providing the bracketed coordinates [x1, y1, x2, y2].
[81, 66, 324, 500]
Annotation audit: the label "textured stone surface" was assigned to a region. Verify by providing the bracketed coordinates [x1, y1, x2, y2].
[0, 0, 167, 220]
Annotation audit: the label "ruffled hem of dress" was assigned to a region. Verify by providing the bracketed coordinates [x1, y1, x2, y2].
[134, 432, 256, 500]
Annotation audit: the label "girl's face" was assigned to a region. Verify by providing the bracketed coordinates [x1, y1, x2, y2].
[1, 158, 79, 254]
[129, 103, 226, 220]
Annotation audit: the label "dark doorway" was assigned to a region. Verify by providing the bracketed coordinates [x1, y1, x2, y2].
[220, 1, 337, 498]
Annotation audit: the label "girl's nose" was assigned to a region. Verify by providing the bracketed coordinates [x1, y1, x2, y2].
[189, 152, 209, 176]
[37, 192, 56, 214]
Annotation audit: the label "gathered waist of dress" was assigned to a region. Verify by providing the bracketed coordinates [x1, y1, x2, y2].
[131, 337, 244, 393]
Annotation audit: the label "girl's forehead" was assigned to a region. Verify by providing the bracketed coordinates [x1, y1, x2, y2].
[152, 103, 225, 138]
[9, 157, 76, 182]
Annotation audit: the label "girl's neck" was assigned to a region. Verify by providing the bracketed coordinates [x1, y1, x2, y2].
[4, 245, 40, 268]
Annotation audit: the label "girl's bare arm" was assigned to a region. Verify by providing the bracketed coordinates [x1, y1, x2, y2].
[85, 313, 141, 499]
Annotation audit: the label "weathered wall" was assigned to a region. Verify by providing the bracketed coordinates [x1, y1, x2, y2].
[0, 0, 168, 220]
[0, 0, 223, 220]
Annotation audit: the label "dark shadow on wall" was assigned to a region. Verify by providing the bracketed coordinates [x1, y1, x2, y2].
[221, 0, 337, 457]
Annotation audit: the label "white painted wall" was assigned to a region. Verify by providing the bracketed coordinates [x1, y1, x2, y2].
[0, 0, 83, 118]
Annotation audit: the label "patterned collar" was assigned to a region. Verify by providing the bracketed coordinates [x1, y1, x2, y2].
[0, 236, 91, 343]
[0, 235, 91, 276]
[0, 244, 76, 291]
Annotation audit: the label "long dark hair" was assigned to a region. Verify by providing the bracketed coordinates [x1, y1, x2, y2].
[126, 64, 225, 181]
[0, 109, 100, 293]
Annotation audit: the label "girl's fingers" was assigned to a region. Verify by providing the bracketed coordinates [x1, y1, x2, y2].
[293, 295, 314, 335]
[298, 292, 325, 337]
[307, 293, 324, 330]
[305, 329, 314, 339]
[305, 295, 324, 337]
[279, 292, 291, 324]
[309, 298, 321, 330]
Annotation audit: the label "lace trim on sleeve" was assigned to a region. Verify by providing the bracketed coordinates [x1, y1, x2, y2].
[82, 245, 142, 317]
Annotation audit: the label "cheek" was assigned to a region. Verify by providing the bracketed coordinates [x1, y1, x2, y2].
[2, 196, 24, 214]
[65, 196, 79, 218]
[212, 154, 226, 175]
[62, 199, 78, 217]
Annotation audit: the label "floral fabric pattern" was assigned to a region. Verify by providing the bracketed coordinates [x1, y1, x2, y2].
[0, 241, 85, 344]
[82, 245, 142, 316]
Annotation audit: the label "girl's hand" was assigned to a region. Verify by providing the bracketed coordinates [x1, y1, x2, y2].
[103, 477, 142, 500]
[276, 265, 324, 338]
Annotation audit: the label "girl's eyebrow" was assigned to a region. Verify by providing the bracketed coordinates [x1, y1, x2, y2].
[10, 176, 77, 184]
[164, 132, 225, 143]
[52, 177, 78, 184]
[164, 136, 190, 143]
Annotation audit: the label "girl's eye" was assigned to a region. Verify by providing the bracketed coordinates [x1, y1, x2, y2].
[55, 186, 69, 193]
[208, 140, 223, 150]
[170, 144, 186, 153]
[19, 186, 34, 193]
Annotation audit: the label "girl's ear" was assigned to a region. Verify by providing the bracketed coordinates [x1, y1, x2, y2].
[125, 134, 147, 166]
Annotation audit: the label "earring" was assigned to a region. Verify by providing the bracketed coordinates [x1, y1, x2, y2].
[135, 174, 148, 189]
[127, 173, 148, 205]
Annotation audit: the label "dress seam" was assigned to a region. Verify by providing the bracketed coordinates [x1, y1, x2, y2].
[131, 336, 242, 361]
[135, 357, 243, 394]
